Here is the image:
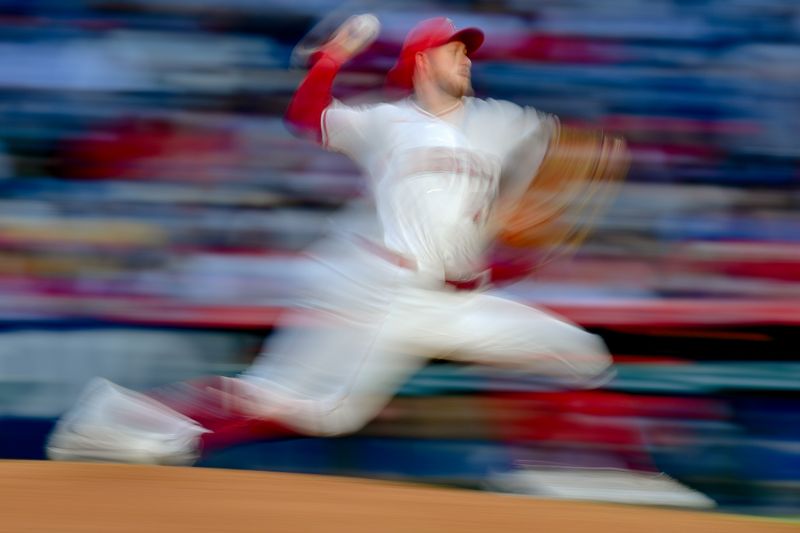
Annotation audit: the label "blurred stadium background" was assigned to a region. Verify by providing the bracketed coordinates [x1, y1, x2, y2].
[0, 0, 798, 517]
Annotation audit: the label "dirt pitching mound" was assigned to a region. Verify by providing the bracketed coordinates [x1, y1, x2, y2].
[0, 461, 792, 532]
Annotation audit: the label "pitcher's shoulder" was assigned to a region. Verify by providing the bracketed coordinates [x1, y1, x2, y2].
[464, 96, 536, 116]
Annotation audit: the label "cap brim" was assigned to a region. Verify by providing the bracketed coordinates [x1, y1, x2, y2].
[448, 27, 484, 56]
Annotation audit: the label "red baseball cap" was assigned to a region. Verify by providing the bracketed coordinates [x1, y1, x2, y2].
[386, 17, 484, 90]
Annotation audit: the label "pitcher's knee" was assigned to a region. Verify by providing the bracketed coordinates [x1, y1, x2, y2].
[309, 411, 368, 437]
[287, 397, 374, 437]
[568, 331, 613, 379]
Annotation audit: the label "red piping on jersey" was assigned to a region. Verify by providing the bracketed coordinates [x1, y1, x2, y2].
[284, 53, 343, 144]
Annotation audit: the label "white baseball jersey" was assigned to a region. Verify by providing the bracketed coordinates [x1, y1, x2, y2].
[322, 97, 548, 280]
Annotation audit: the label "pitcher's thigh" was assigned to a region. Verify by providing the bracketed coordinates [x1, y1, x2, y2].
[245, 322, 380, 401]
[444, 293, 611, 379]
[242, 320, 426, 436]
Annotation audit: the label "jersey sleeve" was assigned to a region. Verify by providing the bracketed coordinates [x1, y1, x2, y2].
[321, 100, 375, 158]
[477, 98, 557, 199]
[489, 98, 555, 157]
[285, 51, 379, 161]
[284, 53, 342, 144]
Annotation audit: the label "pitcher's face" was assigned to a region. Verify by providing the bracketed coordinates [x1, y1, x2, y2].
[423, 41, 473, 98]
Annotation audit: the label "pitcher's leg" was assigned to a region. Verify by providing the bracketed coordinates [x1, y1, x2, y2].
[437, 292, 612, 381]
[46, 317, 423, 463]
[241, 315, 427, 437]
[46, 377, 210, 464]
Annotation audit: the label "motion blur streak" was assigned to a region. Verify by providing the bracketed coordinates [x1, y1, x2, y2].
[0, 0, 798, 520]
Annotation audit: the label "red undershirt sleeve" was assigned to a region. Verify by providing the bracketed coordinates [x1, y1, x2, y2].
[284, 53, 344, 145]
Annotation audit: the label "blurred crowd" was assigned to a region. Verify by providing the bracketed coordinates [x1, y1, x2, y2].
[0, 0, 799, 515]
[0, 0, 797, 322]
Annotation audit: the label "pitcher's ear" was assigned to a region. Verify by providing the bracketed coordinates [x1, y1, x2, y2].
[415, 51, 426, 68]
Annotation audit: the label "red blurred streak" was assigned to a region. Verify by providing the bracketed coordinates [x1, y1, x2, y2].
[5, 296, 800, 329]
[629, 141, 721, 159]
[601, 115, 760, 135]
[491, 391, 724, 419]
[556, 299, 800, 327]
[474, 34, 621, 64]
[0, 16, 43, 26]
[716, 261, 800, 282]
[487, 391, 725, 446]
[606, 326, 772, 342]
[610, 355, 690, 364]
[150, 377, 298, 453]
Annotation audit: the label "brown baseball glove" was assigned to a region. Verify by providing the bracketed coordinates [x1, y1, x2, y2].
[493, 119, 630, 264]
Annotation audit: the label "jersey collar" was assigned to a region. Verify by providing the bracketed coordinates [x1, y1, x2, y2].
[409, 97, 465, 118]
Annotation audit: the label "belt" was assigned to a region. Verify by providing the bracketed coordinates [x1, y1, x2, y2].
[356, 236, 490, 291]
[444, 269, 491, 291]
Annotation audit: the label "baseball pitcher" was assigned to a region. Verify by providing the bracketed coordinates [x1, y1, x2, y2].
[47, 16, 627, 463]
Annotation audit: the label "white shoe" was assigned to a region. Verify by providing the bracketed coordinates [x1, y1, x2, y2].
[47, 378, 209, 465]
[488, 466, 716, 509]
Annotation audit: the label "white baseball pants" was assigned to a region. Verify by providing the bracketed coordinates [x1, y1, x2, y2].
[241, 234, 611, 437]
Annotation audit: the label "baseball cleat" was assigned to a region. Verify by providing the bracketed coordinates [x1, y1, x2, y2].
[488, 466, 716, 508]
[46, 378, 208, 465]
